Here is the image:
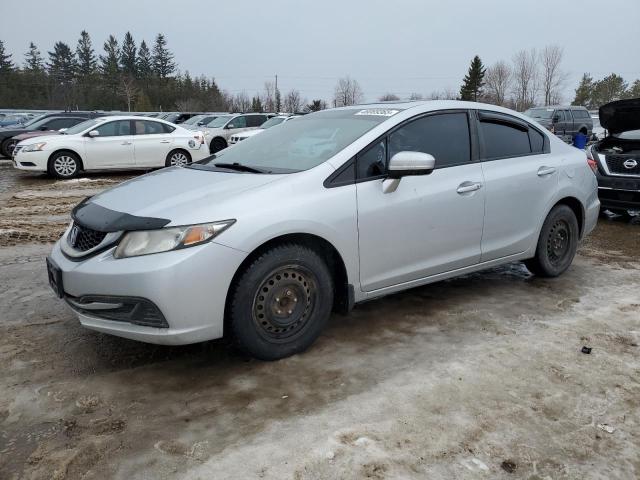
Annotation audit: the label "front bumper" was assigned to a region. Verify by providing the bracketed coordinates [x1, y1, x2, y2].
[13, 149, 49, 171]
[595, 172, 640, 210]
[49, 239, 247, 345]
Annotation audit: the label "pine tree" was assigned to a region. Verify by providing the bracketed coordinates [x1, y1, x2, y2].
[591, 74, 628, 107]
[0, 40, 15, 74]
[120, 32, 137, 77]
[136, 40, 153, 79]
[100, 35, 121, 108]
[251, 96, 263, 112]
[76, 31, 97, 76]
[24, 42, 44, 71]
[626, 79, 640, 99]
[572, 73, 593, 107]
[47, 41, 76, 82]
[152, 33, 176, 79]
[460, 55, 486, 101]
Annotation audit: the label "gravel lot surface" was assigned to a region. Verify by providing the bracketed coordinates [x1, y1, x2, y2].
[1, 165, 639, 479]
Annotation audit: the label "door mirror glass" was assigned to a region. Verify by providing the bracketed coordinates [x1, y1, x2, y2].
[88, 130, 100, 137]
[388, 151, 435, 178]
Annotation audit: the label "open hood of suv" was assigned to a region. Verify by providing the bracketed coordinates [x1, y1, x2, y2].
[599, 98, 640, 134]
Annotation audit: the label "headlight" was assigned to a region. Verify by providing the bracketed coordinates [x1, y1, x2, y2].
[113, 220, 235, 259]
[22, 142, 46, 152]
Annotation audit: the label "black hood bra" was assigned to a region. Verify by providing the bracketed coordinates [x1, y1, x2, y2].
[72, 197, 170, 233]
[599, 98, 640, 134]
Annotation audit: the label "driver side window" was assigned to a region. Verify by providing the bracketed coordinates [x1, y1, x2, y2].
[227, 116, 247, 129]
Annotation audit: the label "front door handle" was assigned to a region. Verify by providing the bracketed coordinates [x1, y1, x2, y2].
[160, 140, 171, 144]
[121, 141, 132, 146]
[537, 166, 557, 176]
[457, 182, 482, 194]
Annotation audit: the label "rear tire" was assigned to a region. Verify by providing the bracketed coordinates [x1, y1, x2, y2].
[525, 205, 579, 277]
[228, 244, 334, 360]
[47, 151, 81, 179]
[210, 137, 227, 154]
[165, 149, 191, 167]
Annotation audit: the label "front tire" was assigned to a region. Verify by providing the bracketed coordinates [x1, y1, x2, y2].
[228, 244, 334, 360]
[525, 205, 579, 277]
[1, 138, 15, 158]
[47, 151, 81, 179]
[165, 149, 191, 167]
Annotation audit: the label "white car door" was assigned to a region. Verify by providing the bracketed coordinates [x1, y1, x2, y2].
[356, 111, 485, 292]
[132, 120, 174, 167]
[477, 111, 561, 261]
[83, 120, 135, 169]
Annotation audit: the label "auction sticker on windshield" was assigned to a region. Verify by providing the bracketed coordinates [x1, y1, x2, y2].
[354, 109, 400, 116]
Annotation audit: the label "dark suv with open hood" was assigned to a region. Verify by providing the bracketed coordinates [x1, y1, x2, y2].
[587, 98, 640, 217]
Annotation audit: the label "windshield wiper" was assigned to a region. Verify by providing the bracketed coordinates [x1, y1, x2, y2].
[213, 162, 267, 174]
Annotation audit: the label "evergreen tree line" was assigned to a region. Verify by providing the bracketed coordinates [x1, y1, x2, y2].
[0, 32, 227, 112]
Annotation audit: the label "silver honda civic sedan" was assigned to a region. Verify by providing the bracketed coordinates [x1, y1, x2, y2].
[47, 101, 600, 360]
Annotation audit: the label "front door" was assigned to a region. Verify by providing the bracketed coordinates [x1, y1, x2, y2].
[83, 120, 135, 169]
[356, 111, 485, 292]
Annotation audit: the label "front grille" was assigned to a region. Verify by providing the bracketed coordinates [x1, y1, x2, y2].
[68, 222, 108, 251]
[605, 155, 640, 175]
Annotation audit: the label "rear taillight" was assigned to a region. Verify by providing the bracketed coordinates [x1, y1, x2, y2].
[585, 148, 597, 173]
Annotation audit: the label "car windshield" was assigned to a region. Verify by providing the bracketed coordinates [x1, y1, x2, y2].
[192, 109, 395, 174]
[260, 117, 286, 129]
[206, 115, 233, 128]
[64, 118, 102, 135]
[524, 108, 554, 119]
[22, 114, 48, 127]
[181, 115, 206, 125]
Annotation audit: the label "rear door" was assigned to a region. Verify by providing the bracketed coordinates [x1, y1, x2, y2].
[356, 110, 485, 291]
[477, 111, 559, 261]
[132, 120, 175, 167]
[83, 120, 135, 169]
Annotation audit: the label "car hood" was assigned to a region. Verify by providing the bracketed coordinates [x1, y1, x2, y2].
[0, 128, 27, 138]
[599, 98, 640, 134]
[86, 166, 284, 229]
[14, 130, 60, 141]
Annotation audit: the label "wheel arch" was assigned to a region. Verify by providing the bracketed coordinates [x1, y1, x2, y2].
[224, 233, 353, 330]
[552, 196, 585, 238]
[166, 148, 192, 164]
[48, 148, 85, 170]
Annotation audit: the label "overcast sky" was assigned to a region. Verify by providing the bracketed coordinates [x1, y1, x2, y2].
[2, 0, 639, 103]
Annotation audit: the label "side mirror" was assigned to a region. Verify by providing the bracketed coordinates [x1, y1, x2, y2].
[88, 130, 100, 138]
[387, 151, 435, 179]
[226, 124, 235, 129]
[39, 126, 49, 131]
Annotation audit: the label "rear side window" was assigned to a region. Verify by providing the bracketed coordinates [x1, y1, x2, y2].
[388, 112, 471, 168]
[246, 115, 266, 127]
[563, 110, 573, 120]
[573, 109, 589, 119]
[529, 128, 545, 153]
[480, 121, 531, 159]
[46, 118, 84, 130]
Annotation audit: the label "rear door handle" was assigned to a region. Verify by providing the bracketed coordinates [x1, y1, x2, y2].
[456, 182, 482, 194]
[121, 141, 132, 146]
[537, 166, 556, 176]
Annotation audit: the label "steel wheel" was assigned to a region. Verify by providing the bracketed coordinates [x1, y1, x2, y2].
[252, 265, 317, 342]
[53, 155, 78, 177]
[169, 151, 189, 166]
[546, 219, 570, 266]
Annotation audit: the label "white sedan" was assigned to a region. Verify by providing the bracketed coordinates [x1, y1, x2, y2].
[13, 116, 209, 178]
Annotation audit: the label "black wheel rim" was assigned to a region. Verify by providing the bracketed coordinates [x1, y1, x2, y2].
[547, 219, 571, 265]
[252, 265, 317, 342]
